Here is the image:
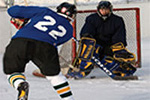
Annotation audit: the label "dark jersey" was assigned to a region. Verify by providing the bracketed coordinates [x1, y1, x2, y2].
[7, 6, 73, 46]
[80, 13, 127, 47]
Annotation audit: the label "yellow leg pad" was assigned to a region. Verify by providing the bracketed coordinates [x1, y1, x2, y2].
[84, 62, 92, 69]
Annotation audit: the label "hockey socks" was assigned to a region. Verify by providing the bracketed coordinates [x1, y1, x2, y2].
[7, 73, 29, 100]
[46, 73, 74, 100]
[7, 73, 26, 89]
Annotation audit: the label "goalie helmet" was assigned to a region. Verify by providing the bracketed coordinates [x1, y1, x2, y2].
[97, 1, 113, 20]
[57, 2, 77, 19]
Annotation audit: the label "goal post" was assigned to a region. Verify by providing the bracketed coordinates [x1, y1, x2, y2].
[72, 7, 141, 68]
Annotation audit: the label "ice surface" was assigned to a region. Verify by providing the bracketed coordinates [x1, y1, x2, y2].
[0, 38, 149, 100]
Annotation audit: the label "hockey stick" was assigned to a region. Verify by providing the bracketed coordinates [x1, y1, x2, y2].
[59, 54, 80, 72]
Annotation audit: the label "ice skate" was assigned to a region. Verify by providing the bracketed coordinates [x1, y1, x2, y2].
[17, 82, 29, 100]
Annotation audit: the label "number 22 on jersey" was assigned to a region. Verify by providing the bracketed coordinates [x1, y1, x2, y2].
[34, 15, 66, 40]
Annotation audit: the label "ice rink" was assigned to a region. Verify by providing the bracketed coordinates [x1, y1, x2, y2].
[0, 38, 149, 100]
[0, 0, 150, 100]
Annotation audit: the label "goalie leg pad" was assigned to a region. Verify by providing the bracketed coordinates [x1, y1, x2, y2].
[66, 37, 96, 79]
[101, 56, 136, 77]
[93, 44, 102, 59]
[67, 59, 94, 79]
[77, 37, 96, 60]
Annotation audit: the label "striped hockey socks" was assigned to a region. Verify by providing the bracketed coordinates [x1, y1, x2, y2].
[7, 73, 26, 89]
[46, 72, 74, 100]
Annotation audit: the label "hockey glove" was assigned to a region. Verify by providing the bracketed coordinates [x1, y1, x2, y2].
[111, 42, 136, 65]
[10, 18, 29, 29]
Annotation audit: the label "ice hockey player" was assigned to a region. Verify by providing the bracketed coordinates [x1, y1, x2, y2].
[3, 2, 77, 100]
[67, 0, 137, 79]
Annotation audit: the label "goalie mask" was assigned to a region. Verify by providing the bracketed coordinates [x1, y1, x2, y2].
[57, 2, 77, 21]
[97, 1, 113, 20]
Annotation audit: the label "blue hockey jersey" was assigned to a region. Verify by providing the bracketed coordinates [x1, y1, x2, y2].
[7, 5, 73, 46]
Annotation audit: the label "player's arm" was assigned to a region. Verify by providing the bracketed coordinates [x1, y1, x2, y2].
[7, 5, 48, 19]
[8, 5, 48, 29]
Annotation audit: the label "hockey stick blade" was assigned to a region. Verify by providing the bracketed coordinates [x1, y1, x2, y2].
[32, 69, 45, 78]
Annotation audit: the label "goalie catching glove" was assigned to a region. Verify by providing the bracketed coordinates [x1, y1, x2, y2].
[10, 18, 29, 29]
[111, 42, 136, 66]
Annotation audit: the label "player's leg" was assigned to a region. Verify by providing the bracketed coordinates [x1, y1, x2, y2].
[46, 73, 74, 100]
[7, 73, 29, 100]
[3, 38, 30, 100]
[32, 42, 75, 100]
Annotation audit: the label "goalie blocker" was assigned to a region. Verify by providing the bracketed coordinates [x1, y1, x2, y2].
[67, 37, 138, 80]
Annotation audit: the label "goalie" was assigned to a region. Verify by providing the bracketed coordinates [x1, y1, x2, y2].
[66, 1, 137, 79]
